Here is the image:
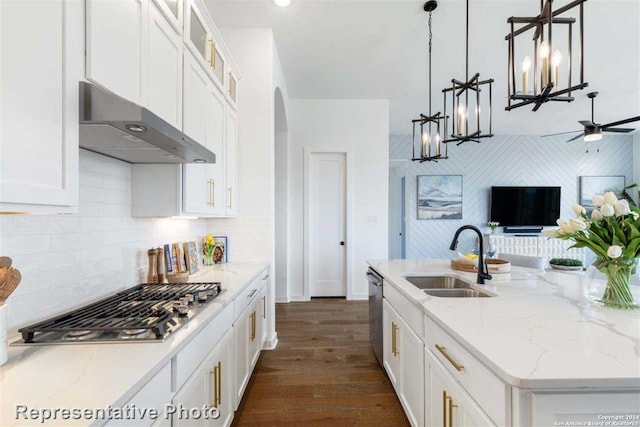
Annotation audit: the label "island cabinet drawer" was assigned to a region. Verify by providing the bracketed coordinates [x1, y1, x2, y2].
[424, 315, 509, 426]
[384, 282, 423, 338]
[233, 275, 263, 320]
[176, 302, 232, 387]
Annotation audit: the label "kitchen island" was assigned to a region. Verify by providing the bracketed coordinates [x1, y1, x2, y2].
[369, 259, 640, 426]
[0, 262, 269, 427]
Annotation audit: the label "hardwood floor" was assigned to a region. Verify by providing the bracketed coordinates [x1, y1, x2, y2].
[232, 298, 410, 426]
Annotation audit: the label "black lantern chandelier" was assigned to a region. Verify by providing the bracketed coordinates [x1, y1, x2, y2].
[505, 0, 588, 111]
[411, 1, 448, 163]
[442, 0, 494, 145]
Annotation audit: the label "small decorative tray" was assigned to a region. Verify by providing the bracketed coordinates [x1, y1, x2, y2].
[451, 258, 511, 274]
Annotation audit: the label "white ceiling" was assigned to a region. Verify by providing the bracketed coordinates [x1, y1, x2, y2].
[206, 0, 640, 135]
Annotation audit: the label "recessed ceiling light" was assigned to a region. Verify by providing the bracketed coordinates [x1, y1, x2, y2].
[274, 0, 290, 7]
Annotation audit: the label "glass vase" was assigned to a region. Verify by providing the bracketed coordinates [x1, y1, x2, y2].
[203, 253, 214, 266]
[583, 257, 640, 310]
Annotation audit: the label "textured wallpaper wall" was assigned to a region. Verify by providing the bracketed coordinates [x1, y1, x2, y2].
[389, 134, 634, 259]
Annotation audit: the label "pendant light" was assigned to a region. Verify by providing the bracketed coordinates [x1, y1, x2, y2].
[411, 1, 448, 163]
[505, 0, 588, 111]
[442, 0, 494, 145]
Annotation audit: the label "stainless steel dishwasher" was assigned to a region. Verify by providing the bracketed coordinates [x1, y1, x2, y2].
[367, 267, 383, 367]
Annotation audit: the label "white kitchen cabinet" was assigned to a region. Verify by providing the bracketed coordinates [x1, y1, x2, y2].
[225, 106, 238, 216]
[182, 51, 226, 216]
[383, 300, 424, 427]
[148, 2, 183, 129]
[233, 284, 263, 409]
[259, 280, 268, 347]
[0, 0, 82, 214]
[173, 330, 233, 427]
[86, 0, 148, 105]
[152, 0, 182, 33]
[427, 349, 496, 427]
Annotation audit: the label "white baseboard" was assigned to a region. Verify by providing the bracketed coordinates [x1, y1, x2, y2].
[349, 293, 368, 301]
[264, 333, 278, 350]
[275, 296, 290, 303]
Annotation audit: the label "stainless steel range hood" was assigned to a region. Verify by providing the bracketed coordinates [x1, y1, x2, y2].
[79, 82, 215, 164]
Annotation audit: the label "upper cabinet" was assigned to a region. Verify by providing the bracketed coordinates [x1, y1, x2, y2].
[148, 2, 183, 129]
[152, 0, 183, 33]
[0, 0, 82, 214]
[184, 0, 227, 91]
[86, 0, 148, 105]
[131, 0, 240, 218]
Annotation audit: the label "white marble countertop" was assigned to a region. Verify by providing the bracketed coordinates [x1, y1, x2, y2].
[0, 262, 268, 427]
[368, 259, 640, 390]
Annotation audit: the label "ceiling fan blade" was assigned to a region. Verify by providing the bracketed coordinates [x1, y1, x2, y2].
[602, 127, 635, 133]
[566, 134, 584, 142]
[600, 116, 640, 129]
[541, 130, 582, 137]
[579, 120, 595, 128]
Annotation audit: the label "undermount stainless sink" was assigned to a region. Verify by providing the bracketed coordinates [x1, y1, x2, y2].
[403, 275, 494, 298]
[421, 288, 491, 298]
[404, 275, 472, 290]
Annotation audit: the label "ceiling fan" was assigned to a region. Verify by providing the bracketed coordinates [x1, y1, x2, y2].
[542, 92, 639, 142]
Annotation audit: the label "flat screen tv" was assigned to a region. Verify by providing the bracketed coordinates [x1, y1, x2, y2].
[490, 186, 561, 226]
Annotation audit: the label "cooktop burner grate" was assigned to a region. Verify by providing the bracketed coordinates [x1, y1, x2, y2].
[17, 283, 222, 344]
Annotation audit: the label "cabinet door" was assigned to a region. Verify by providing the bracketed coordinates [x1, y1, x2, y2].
[399, 318, 424, 427]
[383, 300, 401, 389]
[204, 85, 226, 215]
[427, 350, 496, 427]
[0, 0, 80, 213]
[184, 0, 210, 67]
[152, 0, 182, 33]
[233, 305, 251, 409]
[172, 360, 209, 427]
[248, 299, 261, 369]
[210, 331, 234, 427]
[182, 51, 212, 215]
[86, 0, 147, 104]
[259, 284, 268, 347]
[225, 107, 238, 216]
[148, 3, 182, 128]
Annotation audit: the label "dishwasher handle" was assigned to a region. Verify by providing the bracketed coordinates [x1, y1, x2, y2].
[367, 271, 383, 286]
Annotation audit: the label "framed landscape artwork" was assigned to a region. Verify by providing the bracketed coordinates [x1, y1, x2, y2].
[580, 176, 626, 212]
[417, 175, 463, 220]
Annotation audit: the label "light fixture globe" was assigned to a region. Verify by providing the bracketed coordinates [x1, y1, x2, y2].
[584, 127, 603, 142]
[274, 0, 290, 7]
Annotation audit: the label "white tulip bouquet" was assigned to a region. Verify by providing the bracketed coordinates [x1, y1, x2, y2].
[544, 188, 639, 309]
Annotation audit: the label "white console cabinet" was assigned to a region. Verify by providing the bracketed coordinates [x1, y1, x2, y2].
[489, 235, 587, 265]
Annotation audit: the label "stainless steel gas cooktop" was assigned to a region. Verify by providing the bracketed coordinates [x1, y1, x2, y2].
[13, 283, 223, 345]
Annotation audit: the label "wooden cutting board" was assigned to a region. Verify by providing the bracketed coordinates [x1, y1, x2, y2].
[451, 258, 511, 274]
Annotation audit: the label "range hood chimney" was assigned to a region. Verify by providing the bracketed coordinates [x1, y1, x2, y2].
[79, 82, 215, 164]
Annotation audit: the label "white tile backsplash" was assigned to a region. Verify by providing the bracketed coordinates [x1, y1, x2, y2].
[0, 150, 214, 331]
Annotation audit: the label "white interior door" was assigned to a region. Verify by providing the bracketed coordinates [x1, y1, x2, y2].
[308, 153, 346, 297]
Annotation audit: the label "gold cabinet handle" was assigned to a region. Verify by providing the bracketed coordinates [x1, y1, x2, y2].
[206, 179, 213, 206]
[252, 311, 257, 341]
[435, 344, 464, 372]
[227, 187, 232, 209]
[216, 361, 222, 407]
[262, 295, 266, 319]
[442, 390, 448, 427]
[448, 394, 458, 427]
[210, 364, 219, 408]
[391, 321, 399, 357]
[208, 39, 216, 68]
[248, 289, 257, 298]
